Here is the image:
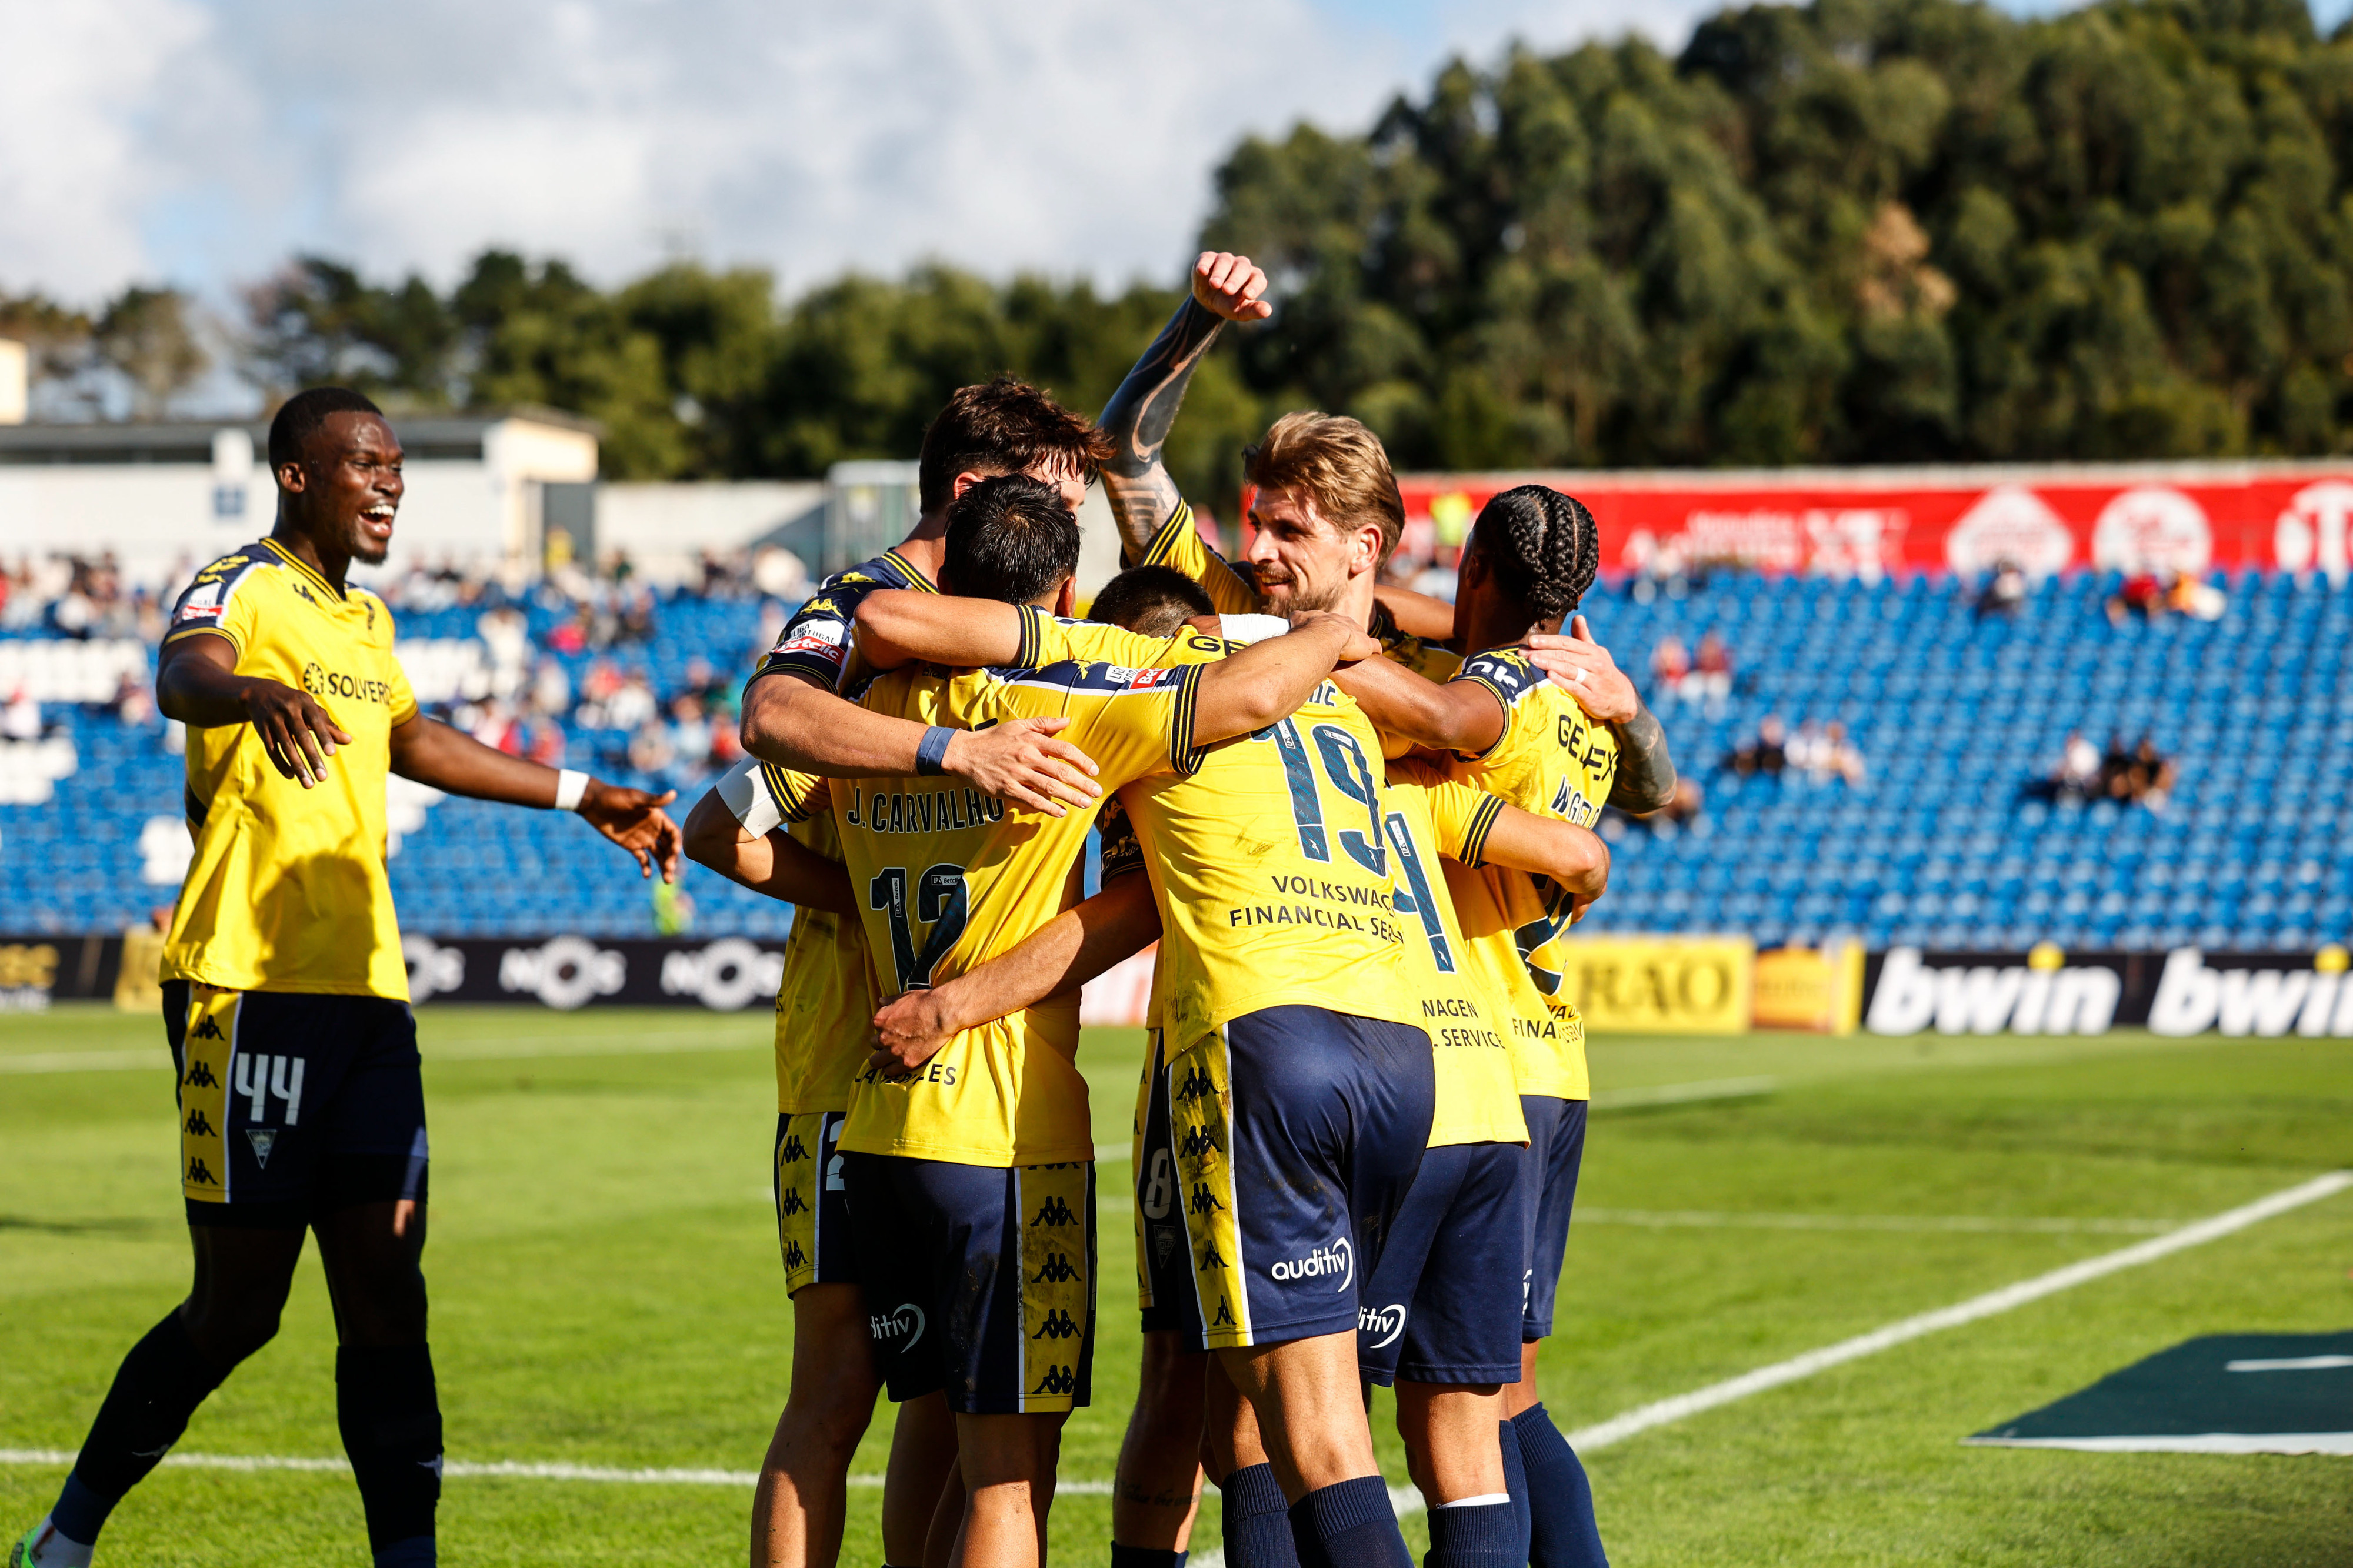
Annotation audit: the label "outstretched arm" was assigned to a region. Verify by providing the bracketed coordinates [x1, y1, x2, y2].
[1477, 805, 1609, 922]
[386, 715, 681, 882]
[681, 786, 854, 912]
[741, 669, 1101, 818]
[1329, 654, 1507, 758]
[1522, 615, 1677, 812]
[1096, 251, 1270, 561]
[1189, 612, 1377, 743]
[868, 874, 1162, 1077]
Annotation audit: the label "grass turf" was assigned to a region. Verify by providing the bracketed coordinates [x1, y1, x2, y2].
[2, 1003, 2349, 1565]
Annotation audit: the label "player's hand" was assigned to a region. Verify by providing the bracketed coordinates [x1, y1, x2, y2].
[1523, 615, 1640, 725]
[1192, 252, 1272, 322]
[580, 781, 682, 881]
[1288, 609, 1382, 665]
[869, 990, 955, 1080]
[945, 718, 1101, 818]
[243, 678, 353, 788]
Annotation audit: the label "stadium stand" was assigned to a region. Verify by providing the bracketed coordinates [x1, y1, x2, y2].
[0, 560, 2344, 953]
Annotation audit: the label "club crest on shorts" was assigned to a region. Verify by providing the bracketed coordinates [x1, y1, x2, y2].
[245, 1128, 278, 1168]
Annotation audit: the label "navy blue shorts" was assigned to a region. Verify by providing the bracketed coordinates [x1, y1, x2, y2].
[164, 980, 428, 1230]
[1155, 1006, 1434, 1349]
[1358, 1139, 1533, 1386]
[1132, 1030, 1196, 1336]
[844, 1153, 1097, 1414]
[1519, 1095, 1588, 1341]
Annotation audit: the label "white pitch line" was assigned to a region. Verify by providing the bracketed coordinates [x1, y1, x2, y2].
[0, 1449, 1113, 1494]
[1576, 1209, 2179, 1236]
[1563, 1170, 2353, 1454]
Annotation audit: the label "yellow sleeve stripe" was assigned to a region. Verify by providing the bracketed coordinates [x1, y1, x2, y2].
[1139, 502, 1194, 569]
[1453, 673, 1515, 763]
[1458, 793, 1504, 869]
[161, 624, 239, 652]
[1015, 603, 1044, 669]
[1169, 662, 1208, 776]
[761, 761, 816, 823]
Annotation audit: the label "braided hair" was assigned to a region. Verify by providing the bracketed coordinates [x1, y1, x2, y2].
[1469, 484, 1599, 625]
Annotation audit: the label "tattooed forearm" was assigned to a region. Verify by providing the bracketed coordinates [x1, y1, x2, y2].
[1097, 295, 1225, 560]
[1607, 702, 1678, 813]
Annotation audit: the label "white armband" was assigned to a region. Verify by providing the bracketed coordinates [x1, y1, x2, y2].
[554, 768, 590, 812]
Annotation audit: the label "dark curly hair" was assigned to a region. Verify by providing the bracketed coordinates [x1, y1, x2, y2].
[1468, 484, 1599, 625]
[918, 374, 1112, 513]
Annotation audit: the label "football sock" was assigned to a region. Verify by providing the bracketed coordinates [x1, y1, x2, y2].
[1109, 1546, 1188, 1567]
[1498, 1417, 1534, 1563]
[1288, 1476, 1411, 1568]
[336, 1344, 443, 1561]
[16, 1517, 95, 1568]
[1511, 1403, 1608, 1567]
[1219, 1463, 1301, 1568]
[1425, 1496, 1516, 1568]
[51, 1309, 230, 1546]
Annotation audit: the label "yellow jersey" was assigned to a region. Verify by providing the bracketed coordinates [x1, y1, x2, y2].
[159, 541, 419, 999]
[1443, 647, 1620, 1100]
[1128, 503, 1461, 679]
[783, 657, 1208, 1167]
[1384, 761, 1524, 1146]
[738, 549, 937, 1113]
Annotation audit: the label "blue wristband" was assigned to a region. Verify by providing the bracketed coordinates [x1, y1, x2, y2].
[915, 725, 956, 776]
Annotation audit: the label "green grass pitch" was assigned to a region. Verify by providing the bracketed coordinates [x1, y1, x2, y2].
[4, 1004, 2350, 1565]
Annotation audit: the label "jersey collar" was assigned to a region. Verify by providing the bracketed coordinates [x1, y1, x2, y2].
[255, 538, 349, 602]
[881, 548, 940, 593]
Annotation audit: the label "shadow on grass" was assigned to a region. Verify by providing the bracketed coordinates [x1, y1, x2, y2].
[0, 1214, 172, 1237]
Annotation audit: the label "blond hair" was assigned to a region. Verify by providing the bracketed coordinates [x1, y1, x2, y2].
[1244, 412, 1406, 566]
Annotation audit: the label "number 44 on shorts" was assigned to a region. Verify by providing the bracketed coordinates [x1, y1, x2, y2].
[232, 1053, 306, 1125]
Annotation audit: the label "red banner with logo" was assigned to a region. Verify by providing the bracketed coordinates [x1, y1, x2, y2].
[1384, 465, 2353, 578]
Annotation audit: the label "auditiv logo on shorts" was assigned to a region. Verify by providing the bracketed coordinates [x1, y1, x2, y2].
[870, 1303, 925, 1349]
[1359, 1302, 1407, 1349]
[1271, 1236, 1354, 1292]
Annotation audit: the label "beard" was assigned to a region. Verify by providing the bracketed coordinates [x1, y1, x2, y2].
[1258, 572, 1344, 616]
[339, 513, 392, 566]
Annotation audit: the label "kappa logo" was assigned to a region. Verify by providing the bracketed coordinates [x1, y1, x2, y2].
[1178, 1125, 1222, 1159]
[1030, 1193, 1079, 1228]
[1212, 1298, 1235, 1327]
[779, 1132, 809, 1164]
[1187, 1182, 1226, 1216]
[245, 1129, 278, 1168]
[1030, 1307, 1082, 1341]
[782, 1240, 809, 1273]
[1270, 1237, 1354, 1292]
[870, 1303, 925, 1348]
[1030, 1251, 1080, 1285]
[182, 1109, 215, 1137]
[183, 1060, 219, 1089]
[1173, 1065, 1215, 1102]
[1358, 1302, 1407, 1349]
[1031, 1364, 1078, 1397]
[186, 1156, 219, 1186]
[779, 1189, 808, 1217]
[190, 1013, 226, 1042]
[1197, 1243, 1229, 1271]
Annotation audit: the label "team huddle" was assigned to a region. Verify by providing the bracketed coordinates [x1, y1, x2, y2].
[12, 252, 1675, 1568]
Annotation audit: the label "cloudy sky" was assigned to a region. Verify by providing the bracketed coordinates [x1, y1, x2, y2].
[1, 0, 2341, 309]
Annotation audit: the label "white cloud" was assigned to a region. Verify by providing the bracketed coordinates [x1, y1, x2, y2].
[0, 0, 1706, 305]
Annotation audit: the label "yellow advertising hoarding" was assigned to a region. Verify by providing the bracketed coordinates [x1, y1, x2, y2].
[1752, 941, 1867, 1034]
[1559, 936, 1755, 1034]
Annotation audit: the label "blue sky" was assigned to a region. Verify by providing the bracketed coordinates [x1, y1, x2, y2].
[0, 0, 2344, 310]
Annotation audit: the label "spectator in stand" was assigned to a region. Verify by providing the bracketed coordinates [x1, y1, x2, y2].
[108, 669, 156, 729]
[1650, 634, 1691, 701]
[2108, 569, 2167, 626]
[2165, 571, 2228, 622]
[529, 658, 572, 719]
[1824, 721, 1867, 786]
[1637, 775, 1707, 835]
[1692, 630, 1734, 713]
[604, 671, 658, 735]
[627, 718, 674, 775]
[1976, 558, 2029, 619]
[2098, 733, 2135, 797]
[668, 693, 714, 769]
[1728, 715, 1788, 777]
[1789, 720, 1866, 786]
[2112, 736, 2177, 810]
[2051, 730, 2101, 803]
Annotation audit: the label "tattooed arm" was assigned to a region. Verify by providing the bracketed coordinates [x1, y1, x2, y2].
[1096, 251, 1271, 562]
